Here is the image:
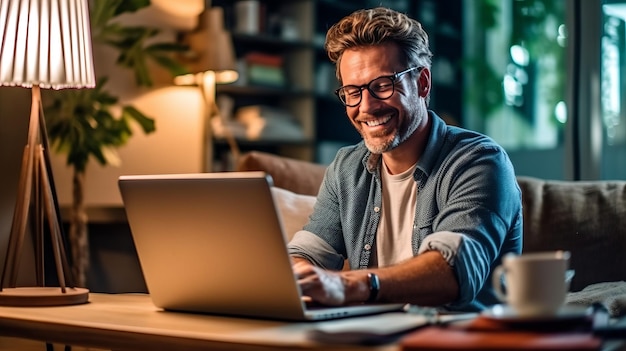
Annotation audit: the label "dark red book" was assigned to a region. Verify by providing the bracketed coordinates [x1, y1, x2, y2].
[245, 52, 283, 67]
[400, 315, 601, 351]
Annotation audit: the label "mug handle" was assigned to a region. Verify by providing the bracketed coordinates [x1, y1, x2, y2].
[492, 265, 507, 302]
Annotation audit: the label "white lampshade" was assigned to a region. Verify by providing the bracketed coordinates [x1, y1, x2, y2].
[0, 0, 95, 89]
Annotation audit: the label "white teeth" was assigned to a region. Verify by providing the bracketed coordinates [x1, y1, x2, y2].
[365, 115, 392, 127]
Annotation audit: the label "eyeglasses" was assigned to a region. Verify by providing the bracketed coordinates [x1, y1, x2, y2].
[334, 67, 421, 107]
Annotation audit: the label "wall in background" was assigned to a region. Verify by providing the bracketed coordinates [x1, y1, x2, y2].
[0, 87, 39, 286]
[46, 5, 208, 208]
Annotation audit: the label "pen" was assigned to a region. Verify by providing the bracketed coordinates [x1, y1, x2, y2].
[404, 305, 478, 325]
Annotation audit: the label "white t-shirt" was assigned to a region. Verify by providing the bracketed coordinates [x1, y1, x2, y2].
[372, 160, 417, 267]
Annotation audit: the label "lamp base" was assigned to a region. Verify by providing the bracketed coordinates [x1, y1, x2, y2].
[0, 287, 89, 306]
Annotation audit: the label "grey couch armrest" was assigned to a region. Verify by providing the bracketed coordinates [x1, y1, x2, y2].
[518, 176, 626, 291]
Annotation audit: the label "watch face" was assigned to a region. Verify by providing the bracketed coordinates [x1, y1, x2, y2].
[368, 272, 380, 302]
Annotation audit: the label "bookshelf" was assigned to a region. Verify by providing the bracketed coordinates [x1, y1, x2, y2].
[209, 0, 316, 170]
[210, 0, 464, 167]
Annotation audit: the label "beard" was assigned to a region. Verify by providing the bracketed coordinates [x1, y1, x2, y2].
[363, 128, 399, 154]
[360, 102, 425, 154]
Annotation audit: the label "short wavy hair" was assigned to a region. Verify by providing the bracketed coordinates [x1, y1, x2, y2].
[325, 7, 433, 81]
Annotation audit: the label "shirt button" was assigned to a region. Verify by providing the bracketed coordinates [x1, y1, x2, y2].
[374, 207, 380, 213]
[364, 244, 372, 251]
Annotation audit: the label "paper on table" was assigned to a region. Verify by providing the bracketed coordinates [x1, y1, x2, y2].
[308, 312, 430, 344]
[314, 312, 430, 334]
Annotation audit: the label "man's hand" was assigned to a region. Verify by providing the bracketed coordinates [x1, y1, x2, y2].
[290, 250, 459, 307]
[292, 260, 348, 306]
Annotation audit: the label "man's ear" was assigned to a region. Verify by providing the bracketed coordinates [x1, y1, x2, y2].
[418, 67, 431, 97]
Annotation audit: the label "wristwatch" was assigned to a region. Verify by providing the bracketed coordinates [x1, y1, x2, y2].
[367, 272, 380, 302]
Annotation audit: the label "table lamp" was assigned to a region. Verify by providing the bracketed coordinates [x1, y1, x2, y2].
[175, 6, 240, 171]
[0, 0, 94, 306]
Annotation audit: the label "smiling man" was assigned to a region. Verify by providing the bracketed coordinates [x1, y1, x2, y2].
[288, 7, 523, 312]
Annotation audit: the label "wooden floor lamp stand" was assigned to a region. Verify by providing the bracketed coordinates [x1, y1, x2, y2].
[0, 86, 89, 306]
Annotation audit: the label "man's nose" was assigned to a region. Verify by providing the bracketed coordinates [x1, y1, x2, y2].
[359, 89, 380, 113]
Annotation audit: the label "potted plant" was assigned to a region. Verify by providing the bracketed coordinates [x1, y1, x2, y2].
[44, 0, 188, 287]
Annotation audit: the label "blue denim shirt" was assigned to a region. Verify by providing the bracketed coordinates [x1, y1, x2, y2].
[288, 112, 523, 311]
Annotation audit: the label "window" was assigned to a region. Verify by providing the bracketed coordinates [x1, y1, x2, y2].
[463, 0, 568, 179]
[601, 1, 626, 179]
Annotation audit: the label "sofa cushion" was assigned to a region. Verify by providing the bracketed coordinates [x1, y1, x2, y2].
[517, 176, 626, 291]
[271, 186, 351, 271]
[237, 151, 326, 196]
[271, 186, 316, 240]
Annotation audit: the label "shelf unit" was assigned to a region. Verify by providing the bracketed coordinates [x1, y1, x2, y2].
[209, 0, 464, 167]
[313, 0, 363, 161]
[210, 0, 316, 170]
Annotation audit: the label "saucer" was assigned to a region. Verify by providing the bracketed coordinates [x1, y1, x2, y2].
[482, 304, 589, 323]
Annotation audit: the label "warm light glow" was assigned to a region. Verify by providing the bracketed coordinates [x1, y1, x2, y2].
[0, 0, 95, 89]
[215, 70, 239, 84]
[174, 70, 239, 86]
[181, 7, 238, 78]
[173, 6, 241, 171]
[174, 73, 200, 86]
[151, 0, 204, 19]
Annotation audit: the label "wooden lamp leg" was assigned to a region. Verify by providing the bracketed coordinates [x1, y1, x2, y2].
[0, 86, 88, 306]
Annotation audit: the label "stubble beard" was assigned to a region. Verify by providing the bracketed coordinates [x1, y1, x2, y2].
[363, 128, 398, 154]
[362, 108, 423, 155]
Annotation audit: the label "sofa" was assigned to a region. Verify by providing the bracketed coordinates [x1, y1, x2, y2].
[237, 151, 626, 294]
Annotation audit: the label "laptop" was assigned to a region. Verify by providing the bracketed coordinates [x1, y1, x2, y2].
[118, 171, 405, 321]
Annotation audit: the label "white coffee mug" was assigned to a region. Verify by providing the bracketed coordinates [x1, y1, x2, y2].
[492, 251, 571, 317]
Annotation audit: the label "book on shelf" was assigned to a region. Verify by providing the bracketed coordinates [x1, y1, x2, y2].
[235, 59, 286, 88]
[241, 52, 286, 87]
[244, 52, 284, 67]
[247, 65, 285, 87]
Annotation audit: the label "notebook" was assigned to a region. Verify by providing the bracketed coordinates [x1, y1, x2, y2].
[118, 171, 405, 321]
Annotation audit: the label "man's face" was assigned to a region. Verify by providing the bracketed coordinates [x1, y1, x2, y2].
[339, 43, 426, 154]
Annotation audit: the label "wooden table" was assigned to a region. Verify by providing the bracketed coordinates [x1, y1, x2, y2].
[0, 293, 400, 351]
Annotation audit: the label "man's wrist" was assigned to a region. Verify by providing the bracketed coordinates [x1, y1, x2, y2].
[367, 273, 380, 302]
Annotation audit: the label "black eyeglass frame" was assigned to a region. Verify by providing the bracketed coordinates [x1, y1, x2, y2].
[334, 66, 422, 107]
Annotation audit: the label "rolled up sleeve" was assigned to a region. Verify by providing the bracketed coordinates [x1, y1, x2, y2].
[418, 231, 463, 265]
[288, 230, 346, 270]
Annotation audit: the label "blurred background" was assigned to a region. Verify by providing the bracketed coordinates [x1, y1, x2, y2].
[1, 0, 625, 292]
